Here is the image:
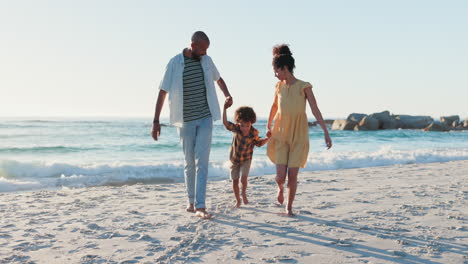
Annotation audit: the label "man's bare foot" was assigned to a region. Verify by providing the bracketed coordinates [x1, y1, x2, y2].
[242, 194, 249, 205]
[195, 209, 212, 219]
[277, 187, 284, 205]
[186, 204, 195, 213]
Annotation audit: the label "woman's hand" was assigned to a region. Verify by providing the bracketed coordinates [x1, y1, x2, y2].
[325, 134, 332, 149]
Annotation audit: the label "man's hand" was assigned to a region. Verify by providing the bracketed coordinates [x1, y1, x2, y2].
[225, 96, 233, 108]
[151, 123, 161, 141]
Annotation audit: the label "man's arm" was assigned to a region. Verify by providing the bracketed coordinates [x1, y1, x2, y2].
[217, 77, 233, 107]
[151, 90, 167, 141]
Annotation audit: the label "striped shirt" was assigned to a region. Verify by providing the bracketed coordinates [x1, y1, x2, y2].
[183, 56, 211, 122]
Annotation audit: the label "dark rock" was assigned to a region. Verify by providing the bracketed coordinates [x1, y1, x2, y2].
[394, 115, 433, 129]
[355, 116, 379, 131]
[424, 122, 450, 132]
[331, 113, 367, 130]
[347, 113, 367, 123]
[331, 120, 354, 130]
[370, 111, 398, 129]
[440, 115, 460, 127]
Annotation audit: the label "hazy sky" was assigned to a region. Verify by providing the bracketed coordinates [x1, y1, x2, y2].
[1, 0, 467, 119]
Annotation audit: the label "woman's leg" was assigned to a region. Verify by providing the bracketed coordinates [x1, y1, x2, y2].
[286, 167, 299, 216]
[275, 165, 288, 205]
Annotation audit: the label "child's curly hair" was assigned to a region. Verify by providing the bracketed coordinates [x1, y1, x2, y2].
[234, 106, 257, 124]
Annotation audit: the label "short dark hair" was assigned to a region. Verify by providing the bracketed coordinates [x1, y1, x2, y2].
[234, 106, 257, 124]
[191, 31, 210, 44]
[272, 44, 295, 73]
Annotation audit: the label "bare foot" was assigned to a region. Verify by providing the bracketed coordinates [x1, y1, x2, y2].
[195, 209, 212, 219]
[242, 194, 249, 205]
[286, 208, 295, 217]
[277, 187, 284, 205]
[186, 204, 195, 213]
[234, 199, 241, 208]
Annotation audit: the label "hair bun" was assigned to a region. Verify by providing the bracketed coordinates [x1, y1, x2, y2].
[273, 44, 292, 57]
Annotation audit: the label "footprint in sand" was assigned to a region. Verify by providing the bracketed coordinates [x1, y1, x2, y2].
[97, 231, 125, 239]
[86, 223, 103, 230]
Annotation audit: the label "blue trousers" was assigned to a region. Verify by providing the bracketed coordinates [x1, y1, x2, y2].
[178, 116, 212, 209]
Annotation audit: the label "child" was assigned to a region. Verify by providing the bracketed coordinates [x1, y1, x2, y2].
[223, 102, 270, 208]
[267, 44, 332, 216]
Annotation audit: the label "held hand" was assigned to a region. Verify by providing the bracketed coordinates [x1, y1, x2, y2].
[266, 128, 272, 138]
[225, 96, 233, 108]
[224, 100, 231, 110]
[151, 123, 161, 141]
[325, 134, 332, 149]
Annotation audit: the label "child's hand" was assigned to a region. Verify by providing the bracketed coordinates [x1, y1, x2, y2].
[224, 100, 231, 109]
[266, 129, 272, 138]
[225, 96, 233, 107]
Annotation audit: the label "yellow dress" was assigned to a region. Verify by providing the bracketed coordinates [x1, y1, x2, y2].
[267, 79, 312, 168]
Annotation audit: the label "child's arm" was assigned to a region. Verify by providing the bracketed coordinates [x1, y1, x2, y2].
[257, 137, 270, 147]
[222, 100, 231, 130]
[304, 86, 332, 149]
[254, 130, 270, 147]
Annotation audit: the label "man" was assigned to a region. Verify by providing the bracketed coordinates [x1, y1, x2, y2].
[151, 31, 233, 219]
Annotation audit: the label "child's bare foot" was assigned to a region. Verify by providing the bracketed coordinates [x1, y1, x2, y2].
[277, 187, 284, 205]
[195, 209, 212, 219]
[186, 204, 195, 213]
[286, 207, 295, 217]
[234, 199, 241, 208]
[242, 194, 249, 205]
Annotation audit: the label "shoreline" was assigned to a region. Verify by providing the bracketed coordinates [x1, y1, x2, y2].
[1, 160, 466, 263]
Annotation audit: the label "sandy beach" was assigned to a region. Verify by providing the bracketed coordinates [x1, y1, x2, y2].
[0, 160, 466, 264]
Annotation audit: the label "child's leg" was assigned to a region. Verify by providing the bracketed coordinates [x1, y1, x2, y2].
[286, 167, 299, 216]
[240, 175, 248, 204]
[230, 163, 242, 207]
[232, 179, 241, 207]
[275, 165, 287, 205]
[240, 160, 251, 205]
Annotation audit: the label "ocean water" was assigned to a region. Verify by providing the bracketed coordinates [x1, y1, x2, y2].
[1, 117, 467, 192]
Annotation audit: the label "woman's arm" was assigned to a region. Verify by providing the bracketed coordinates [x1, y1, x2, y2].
[304, 87, 332, 149]
[267, 93, 278, 136]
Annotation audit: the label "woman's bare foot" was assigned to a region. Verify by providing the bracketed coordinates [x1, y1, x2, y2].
[195, 209, 212, 219]
[286, 207, 295, 217]
[242, 194, 249, 205]
[277, 187, 284, 205]
[186, 204, 195, 213]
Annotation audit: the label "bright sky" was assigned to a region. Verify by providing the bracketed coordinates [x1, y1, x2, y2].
[1, 0, 467, 119]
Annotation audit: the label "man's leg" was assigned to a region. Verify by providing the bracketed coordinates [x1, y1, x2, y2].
[179, 122, 196, 212]
[194, 117, 212, 218]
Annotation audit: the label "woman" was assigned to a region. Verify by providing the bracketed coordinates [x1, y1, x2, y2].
[267, 44, 332, 216]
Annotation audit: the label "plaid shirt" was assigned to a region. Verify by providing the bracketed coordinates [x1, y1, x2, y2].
[226, 121, 264, 164]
